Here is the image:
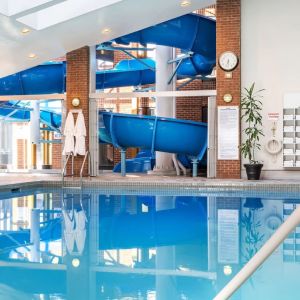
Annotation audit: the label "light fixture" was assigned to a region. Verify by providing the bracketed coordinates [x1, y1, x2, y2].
[72, 97, 80, 107]
[101, 28, 111, 34]
[223, 265, 232, 276]
[180, 0, 191, 7]
[21, 28, 30, 34]
[72, 258, 80, 268]
[28, 53, 37, 59]
[223, 93, 233, 103]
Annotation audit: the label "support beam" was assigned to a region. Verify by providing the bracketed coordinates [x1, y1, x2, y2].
[151, 45, 176, 175]
[90, 90, 216, 99]
[191, 159, 198, 177]
[120, 149, 126, 177]
[30, 208, 40, 263]
[0, 94, 65, 101]
[89, 46, 99, 177]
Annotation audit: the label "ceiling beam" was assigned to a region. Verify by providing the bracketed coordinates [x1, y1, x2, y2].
[11, 0, 67, 19]
[90, 90, 217, 99]
[0, 94, 66, 101]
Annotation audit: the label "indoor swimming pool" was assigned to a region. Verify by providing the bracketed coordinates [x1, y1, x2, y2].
[0, 187, 299, 300]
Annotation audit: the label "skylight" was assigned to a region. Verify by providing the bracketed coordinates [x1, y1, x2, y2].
[17, 0, 123, 30]
[0, 0, 57, 17]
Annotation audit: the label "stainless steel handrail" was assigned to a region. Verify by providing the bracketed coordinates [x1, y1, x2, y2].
[80, 151, 90, 189]
[213, 205, 300, 300]
[62, 152, 74, 187]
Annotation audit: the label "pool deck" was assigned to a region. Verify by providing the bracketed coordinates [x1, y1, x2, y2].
[0, 172, 300, 191]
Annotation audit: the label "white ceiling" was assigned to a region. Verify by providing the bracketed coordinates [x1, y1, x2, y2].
[0, 0, 215, 78]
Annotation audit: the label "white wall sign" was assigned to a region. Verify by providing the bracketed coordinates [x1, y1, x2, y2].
[218, 209, 239, 264]
[218, 106, 239, 160]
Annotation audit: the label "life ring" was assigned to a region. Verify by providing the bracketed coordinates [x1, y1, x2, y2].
[265, 138, 282, 155]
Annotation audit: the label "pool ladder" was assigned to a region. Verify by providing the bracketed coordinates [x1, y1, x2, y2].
[61, 151, 91, 190]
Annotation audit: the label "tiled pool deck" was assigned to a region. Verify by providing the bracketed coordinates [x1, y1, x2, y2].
[0, 173, 300, 192]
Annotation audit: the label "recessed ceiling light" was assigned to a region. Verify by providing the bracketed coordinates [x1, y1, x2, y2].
[28, 53, 37, 59]
[21, 28, 30, 34]
[101, 28, 111, 34]
[180, 0, 191, 7]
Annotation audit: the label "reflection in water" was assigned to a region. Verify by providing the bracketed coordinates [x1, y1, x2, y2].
[0, 190, 299, 299]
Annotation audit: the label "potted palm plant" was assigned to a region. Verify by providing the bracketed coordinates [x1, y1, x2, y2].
[241, 83, 264, 180]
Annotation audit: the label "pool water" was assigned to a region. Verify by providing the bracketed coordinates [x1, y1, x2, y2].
[0, 188, 299, 300]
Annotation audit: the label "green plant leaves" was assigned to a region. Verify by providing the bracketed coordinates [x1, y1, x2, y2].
[241, 82, 264, 164]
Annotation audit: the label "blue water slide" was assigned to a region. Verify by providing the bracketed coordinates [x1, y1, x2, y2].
[96, 59, 156, 89]
[0, 13, 215, 96]
[112, 150, 155, 173]
[113, 13, 216, 75]
[114, 14, 215, 59]
[100, 112, 207, 160]
[0, 62, 66, 96]
[0, 101, 62, 129]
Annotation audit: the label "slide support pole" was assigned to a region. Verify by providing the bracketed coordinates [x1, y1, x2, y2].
[120, 148, 126, 177]
[191, 158, 198, 177]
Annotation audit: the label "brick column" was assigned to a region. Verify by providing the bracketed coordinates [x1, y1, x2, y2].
[216, 0, 241, 179]
[52, 143, 62, 169]
[138, 97, 150, 115]
[17, 139, 27, 169]
[66, 47, 90, 175]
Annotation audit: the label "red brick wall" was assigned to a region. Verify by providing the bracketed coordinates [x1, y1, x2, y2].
[176, 79, 216, 122]
[216, 0, 241, 179]
[66, 47, 90, 176]
[52, 143, 62, 169]
[17, 139, 27, 169]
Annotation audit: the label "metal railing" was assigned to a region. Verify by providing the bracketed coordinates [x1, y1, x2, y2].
[80, 151, 90, 189]
[61, 152, 74, 188]
[62, 151, 91, 189]
[213, 205, 300, 300]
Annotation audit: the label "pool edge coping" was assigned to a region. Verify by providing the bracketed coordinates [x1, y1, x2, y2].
[0, 179, 300, 193]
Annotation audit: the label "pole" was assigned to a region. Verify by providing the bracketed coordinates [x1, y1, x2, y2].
[120, 149, 126, 177]
[191, 159, 198, 177]
[30, 208, 40, 262]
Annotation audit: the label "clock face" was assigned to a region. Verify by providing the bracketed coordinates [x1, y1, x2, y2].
[218, 51, 239, 71]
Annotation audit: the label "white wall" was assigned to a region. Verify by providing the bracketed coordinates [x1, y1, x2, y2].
[241, 0, 300, 179]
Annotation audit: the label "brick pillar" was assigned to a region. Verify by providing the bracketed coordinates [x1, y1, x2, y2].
[139, 97, 150, 115]
[52, 143, 62, 169]
[66, 47, 90, 176]
[216, 0, 241, 179]
[17, 139, 27, 169]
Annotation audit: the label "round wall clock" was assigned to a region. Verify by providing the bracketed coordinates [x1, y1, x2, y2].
[218, 51, 239, 71]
